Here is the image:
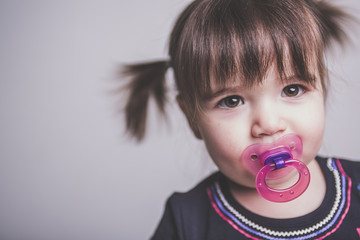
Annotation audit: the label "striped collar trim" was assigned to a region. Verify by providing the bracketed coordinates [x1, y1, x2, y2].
[207, 158, 352, 240]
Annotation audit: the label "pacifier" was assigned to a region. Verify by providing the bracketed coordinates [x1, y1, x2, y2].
[241, 134, 310, 202]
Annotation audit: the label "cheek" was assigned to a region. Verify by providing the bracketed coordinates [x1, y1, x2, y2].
[297, 99, 326, 162]
[199, 121, 256, 187]
[198, 119, 246, 164]
[200, 123, 236, 160]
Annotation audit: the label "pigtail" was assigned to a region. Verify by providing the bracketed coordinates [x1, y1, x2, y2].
[122, 60, 169, 141]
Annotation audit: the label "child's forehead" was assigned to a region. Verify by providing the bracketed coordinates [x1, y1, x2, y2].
[208, 61, 305, 88]
[203, 62, 320, 98]
[197, 29, 321, 94]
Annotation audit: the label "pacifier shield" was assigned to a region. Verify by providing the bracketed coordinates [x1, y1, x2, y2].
[242, 134, 302, 176]
[241, 134, 310, 202]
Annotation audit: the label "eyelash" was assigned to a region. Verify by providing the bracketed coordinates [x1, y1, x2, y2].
[281, 84, 307, 97]
[217, 95, 244, 109]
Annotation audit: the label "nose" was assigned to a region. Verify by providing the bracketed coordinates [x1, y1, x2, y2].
[251, 101, 286, 138]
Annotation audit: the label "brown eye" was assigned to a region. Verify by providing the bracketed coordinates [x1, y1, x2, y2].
[218, 95, 244, 108]
[282, 84, 305, 97]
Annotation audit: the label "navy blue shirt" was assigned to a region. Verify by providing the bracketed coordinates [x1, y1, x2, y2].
[151, 157, 360, 239]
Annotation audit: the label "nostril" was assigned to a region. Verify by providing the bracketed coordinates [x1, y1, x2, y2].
[251, 120, 286, 138]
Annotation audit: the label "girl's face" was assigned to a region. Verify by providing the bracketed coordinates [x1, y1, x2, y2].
[194, 65, 325, 188]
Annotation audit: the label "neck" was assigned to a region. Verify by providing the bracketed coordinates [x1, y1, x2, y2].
[229, 159, 326, 219]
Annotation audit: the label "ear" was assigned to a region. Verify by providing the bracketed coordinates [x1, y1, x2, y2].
[176, 95, 202, 139]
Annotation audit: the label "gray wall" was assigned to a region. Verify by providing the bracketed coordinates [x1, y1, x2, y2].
[0, 0, 359, 239]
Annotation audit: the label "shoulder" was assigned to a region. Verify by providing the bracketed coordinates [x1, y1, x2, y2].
[336, 157, 360, 169]
[166, 171, 220, 212]
[317, 155, 360, 183]
[336, 157, 360, 183]
[151, 172, 221, 240]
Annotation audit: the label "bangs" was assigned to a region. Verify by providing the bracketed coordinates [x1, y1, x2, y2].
[170, 0, 325, 110]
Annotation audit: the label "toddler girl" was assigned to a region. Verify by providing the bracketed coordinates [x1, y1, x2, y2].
[122, 0, 360, 239]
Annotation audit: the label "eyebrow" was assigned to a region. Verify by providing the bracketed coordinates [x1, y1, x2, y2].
[203, 85, 244, 101]
[283, 75, 309, 82]
[281, 74, 316, 85]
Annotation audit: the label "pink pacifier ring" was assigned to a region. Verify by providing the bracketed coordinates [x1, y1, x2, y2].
[256, 159, 310, 202]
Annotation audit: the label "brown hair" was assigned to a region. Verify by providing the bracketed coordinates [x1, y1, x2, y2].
[122, 0, 350, 141]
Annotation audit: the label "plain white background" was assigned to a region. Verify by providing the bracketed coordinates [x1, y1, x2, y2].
[0, 0, 359, 239]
